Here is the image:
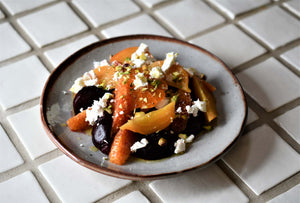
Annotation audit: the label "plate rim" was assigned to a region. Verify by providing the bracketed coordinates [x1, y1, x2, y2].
[40, 34, 248, 180]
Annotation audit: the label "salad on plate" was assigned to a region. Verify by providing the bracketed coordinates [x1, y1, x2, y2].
[66, 43, 218, 165]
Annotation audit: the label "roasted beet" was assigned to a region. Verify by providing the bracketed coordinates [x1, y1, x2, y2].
[73, 86, 107, 114]
[183, 112, 205, 135]
[92, 111, 113, 155]
[133, 131, 177, 160]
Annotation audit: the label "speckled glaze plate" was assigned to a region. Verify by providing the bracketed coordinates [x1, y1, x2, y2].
[41, 35, 247, 180]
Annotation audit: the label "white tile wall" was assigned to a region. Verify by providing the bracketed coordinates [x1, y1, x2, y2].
[0, 171, 49, 203]
[237, 58, 300, 111]
[0, 125, 23, 173]
[0, 22, 31, 62]
[239, 6, 300, 49]
[1, 0, 55, 15]
[44, 35, 99, 68]
[246, 107, 259, 125]
[274, 106, 300, 144]
[72, 0, 140, 27]
[208, 0, 270, 19]
[154, 0, 225, 39]
[150, 164, 248, 203]
[101, 14, 171, 38]
[17, 2, 88, 47]
[223, 125, 300, 195]
[0, 9, 4, 19]
[190, 24, 266, 68]
[0, 56, 49, 110]
[39, 155, 131, 203]
[7, 105, 56, 159]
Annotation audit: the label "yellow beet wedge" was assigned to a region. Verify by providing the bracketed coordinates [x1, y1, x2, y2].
[120, 101, 176, 135]
[192, 76, 217, 122]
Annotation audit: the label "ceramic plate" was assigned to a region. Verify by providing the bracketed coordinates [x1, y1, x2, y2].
[41, 35, 247, 180]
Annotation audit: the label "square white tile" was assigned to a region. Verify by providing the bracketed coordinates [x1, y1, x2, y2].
[113, 191, 150, 203]
[1, 0, 55, 15]
[208, 0, 270, 19]
[239, 6, 300, 49]
[149, 164, 248, 203]
[223, 124, 300, 195]
[17, 2, 88, 47]
[280, 46, 300, 71]
[0, 56, 49, 110]
[139, 0, 167, 8]
[39, 155, 131, 203]
[236, 58, 300, 111]
[7, 105, 56, 160]
[154, 0, 224, 39]
[283, 0, 300, 17]
[72, 0, 140, 27]
[190, 24, 266, 68]
[0, 22, 31, 62]
[0, 171, 49, 203]
[274, 106, 300, 144]
[44, 35, 99, 68]
[0, 125, 23, 173]
[101, 14, 171, 38]
[246, 107, 259, 125]
[267, 184, 300, 203]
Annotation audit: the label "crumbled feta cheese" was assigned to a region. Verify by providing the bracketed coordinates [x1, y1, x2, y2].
[185, 134, 195, 143]
[93, 59, 110, 68]
[119, 111, 124, 115]
[149, 66, 163, 79]
[85, 93, 113, 125]
[174, 138, 186, 154]
[186, 99, 207, 117]
[70, 70, 98, 93]
[131, 43, 155, 68]
[132, 58, 145, 68]
[130, 138, 149, 152]
[176, 107, 182, 113]
[135, 43, 149, 56]
[133, 72, 148, 89]
[161, 52, 178, 72]
[70, 77, 85, 93]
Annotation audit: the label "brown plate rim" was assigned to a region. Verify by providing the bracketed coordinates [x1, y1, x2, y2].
[40, 34, 247, 180]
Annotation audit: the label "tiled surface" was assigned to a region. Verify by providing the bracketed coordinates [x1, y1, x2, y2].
[0, 171, 49, 203]
[239, 6, 300, 50]
[39, 155, 131, 203]
[101, 14, 171, 38]
[223, 124, 300, 195]
[274, 106, 300, 144]
[190, 24, 266, 68]
[267, 184, 300, 203]
[154, 0, 225, 39]
[208, 0, 270, 19]
[0, 56, 49, 110]
[237, 58, 300, 112]
[283, 0, 300, 17]
[44, 35, 99, 68]
[0, 22, 31, 62]
[0, 125, 23, 173]
[0, 0, 299, 202]
[1, 0, 55, 15]
[150, 164, 248, 203]
[73, 0, 140, 27]
[17, 2, 88, 47]
[7, 105, 56, 160]
[280, 45, 300, 71]
[113, 191, 150, 203]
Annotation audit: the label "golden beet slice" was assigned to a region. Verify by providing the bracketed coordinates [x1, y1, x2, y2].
[120, 101, 175, 135]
